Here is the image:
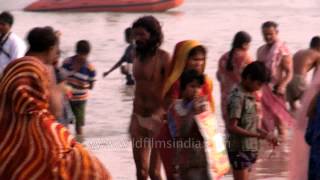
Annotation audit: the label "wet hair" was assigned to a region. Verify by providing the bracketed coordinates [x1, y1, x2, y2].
[76, 40, 91, 55]
[27, 26, 58, 52]
[241, 61, 271, 83]
[132, 16, 163, 53]
[226, 31, 251, 71]
[188, 45, 207, 59]
[180, 69, 205, 92]
[0, 11, 14, 26]
[262, 21, 278, 29]
[310, 36, 320, 49]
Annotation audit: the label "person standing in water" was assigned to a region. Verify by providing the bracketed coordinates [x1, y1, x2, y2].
[103, 27, 135, 85]
[129, 16, 171, 180]
[217, 31, 253, 123]
[0, 26, 111, 179]
[61, 40, 96, 142]
[257, 21, 294, 141]
[227, 61, 276, 180]
[286, 36, 320, 111]
[158, 40, 215, 180]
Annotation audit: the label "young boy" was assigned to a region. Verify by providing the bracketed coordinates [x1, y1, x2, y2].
[167, 69, 210, 180]
[61, 40, 96, 142]
[226, 61, 276, 180]
[102, 27, 135, 85]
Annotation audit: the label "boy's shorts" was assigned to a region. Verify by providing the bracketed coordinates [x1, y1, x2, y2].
[70, 101, 86, 127]
[227, 151, 258, 170]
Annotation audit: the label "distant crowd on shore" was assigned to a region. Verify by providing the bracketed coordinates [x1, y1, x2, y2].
[1, 10, 320, 180]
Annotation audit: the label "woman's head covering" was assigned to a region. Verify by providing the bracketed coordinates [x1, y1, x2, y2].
[162, 40, 205, 97]
[0, 57, 111, 179]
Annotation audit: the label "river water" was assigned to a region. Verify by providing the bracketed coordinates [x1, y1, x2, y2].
[1, 0, 320, 179]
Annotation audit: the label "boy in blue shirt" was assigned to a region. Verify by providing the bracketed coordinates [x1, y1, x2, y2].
[62, 40, 96, 142]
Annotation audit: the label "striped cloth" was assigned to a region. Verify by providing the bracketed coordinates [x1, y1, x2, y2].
[0, 56, 111, 180]
[61, 56, 96, 101]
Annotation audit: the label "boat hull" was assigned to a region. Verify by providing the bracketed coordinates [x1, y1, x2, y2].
[24, 0, 184, 12]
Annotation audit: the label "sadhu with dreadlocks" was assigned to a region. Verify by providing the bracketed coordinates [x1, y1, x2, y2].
[129, 16, 171, 180]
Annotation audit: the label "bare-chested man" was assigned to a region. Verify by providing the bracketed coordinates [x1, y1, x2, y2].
[129, 16, 171, 180]
[287, 36, 320, 110]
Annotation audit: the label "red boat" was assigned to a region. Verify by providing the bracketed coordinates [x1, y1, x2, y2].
[24, 0, 184, 12]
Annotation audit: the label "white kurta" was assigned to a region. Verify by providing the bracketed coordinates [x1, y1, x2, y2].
[0, 32, 27, 73]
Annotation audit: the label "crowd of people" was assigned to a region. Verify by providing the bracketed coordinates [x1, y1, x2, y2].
[1, 10, 320, 180]
[0, 12, 110, 179]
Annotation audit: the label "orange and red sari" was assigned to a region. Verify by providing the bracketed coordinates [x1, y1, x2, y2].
[0, 57, 111, 179]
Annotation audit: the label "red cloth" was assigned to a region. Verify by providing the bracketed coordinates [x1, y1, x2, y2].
[261, 85, 294, 131]
[0, 57, 111, 179]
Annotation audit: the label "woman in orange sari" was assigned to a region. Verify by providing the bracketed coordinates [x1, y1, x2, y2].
[0, 27, 111, 179]
[217, 31, 253, 123]
[158, 40, 215, 180]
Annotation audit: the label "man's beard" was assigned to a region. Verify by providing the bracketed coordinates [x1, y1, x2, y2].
[135, 40, 157, 61]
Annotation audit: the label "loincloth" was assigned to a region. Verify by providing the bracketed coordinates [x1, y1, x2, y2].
[129, 113, 163, 138]
[286, 74, 307, 102]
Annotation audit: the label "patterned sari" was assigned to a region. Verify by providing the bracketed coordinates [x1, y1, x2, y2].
[0, 57, 111, 179]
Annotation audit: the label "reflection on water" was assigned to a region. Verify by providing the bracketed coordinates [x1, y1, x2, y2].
[2, 0, 320, 179]
[253, 142, 289, 180]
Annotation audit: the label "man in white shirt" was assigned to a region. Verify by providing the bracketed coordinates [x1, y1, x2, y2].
[0, 11, 27, 73]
